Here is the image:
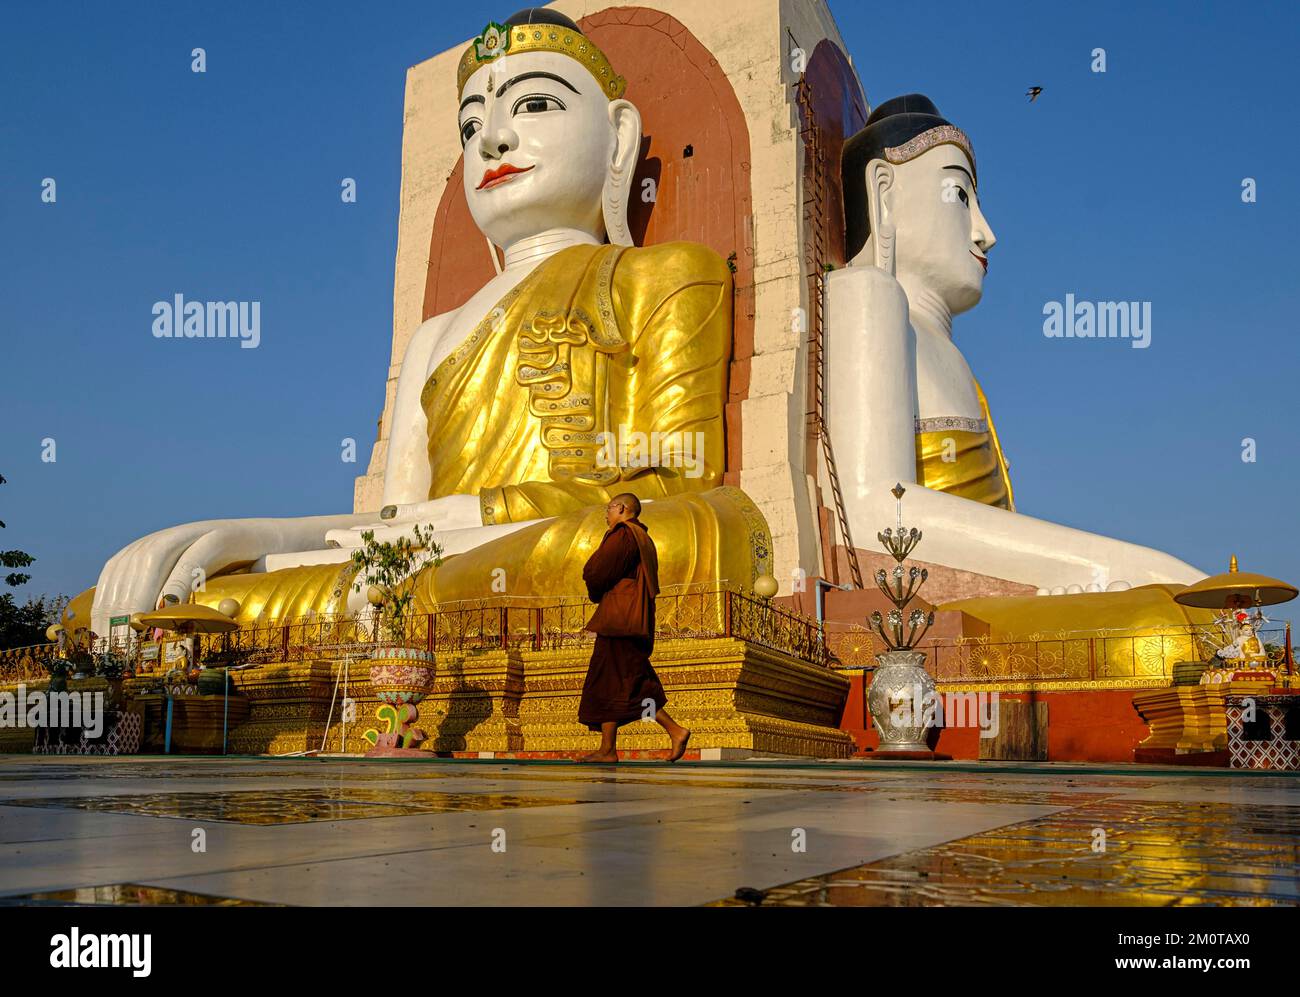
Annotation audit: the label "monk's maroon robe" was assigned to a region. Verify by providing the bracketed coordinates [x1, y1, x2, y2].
[577, 519, 666, 730]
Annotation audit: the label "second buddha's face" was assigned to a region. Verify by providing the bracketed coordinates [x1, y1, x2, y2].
[459, 50, 616, 249]
[888, 143, 997, 315]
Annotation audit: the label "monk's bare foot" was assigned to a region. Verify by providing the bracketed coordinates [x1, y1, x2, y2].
[667, 728, 691, 762]
[574, 750, 619, 764]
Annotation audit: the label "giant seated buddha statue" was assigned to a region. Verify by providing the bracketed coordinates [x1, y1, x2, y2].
[825, 95, 1210, 633]
[86, 8, 772, 634]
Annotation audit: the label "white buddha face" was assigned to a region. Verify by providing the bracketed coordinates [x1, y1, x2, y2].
[889, 144, 997, 315]
[458, 50, 619, 249]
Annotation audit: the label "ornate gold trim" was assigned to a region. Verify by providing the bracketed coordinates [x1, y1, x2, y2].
[457, 23, 628, 101]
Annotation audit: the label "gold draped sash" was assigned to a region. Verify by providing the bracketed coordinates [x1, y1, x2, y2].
[915, 379, 1015, 510]
[412, 240, 770, 603]
[420, 241, 733, 524]
[411, 485, 771, 609]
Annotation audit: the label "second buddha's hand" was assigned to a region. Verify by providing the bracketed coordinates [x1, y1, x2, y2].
[323, 494, 483, 549]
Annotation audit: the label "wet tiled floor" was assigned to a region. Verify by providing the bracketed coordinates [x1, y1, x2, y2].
[710, 797, 1300, 906]
[3, 788, 597, 824]
[1, 883, 277, 906]
[0, 756, 1295, 906]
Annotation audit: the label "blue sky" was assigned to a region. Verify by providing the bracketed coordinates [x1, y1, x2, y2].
[2, 0, 1297, 607]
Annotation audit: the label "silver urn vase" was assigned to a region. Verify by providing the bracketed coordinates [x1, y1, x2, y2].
[867, 649, 935, 752]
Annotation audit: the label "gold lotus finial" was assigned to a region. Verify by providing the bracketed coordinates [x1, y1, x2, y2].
[1229, 554, 1239, 573]
[870, 486, 933, 650]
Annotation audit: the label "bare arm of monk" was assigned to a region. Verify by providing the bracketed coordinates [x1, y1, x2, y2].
[827, 265, 1203, 590]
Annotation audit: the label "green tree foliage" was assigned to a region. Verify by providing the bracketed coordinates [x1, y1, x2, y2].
[350, 524, 443, 642]
[0, 471, 66, 649]
[1, 473, 35, 587]
[0, 593, 66, 650]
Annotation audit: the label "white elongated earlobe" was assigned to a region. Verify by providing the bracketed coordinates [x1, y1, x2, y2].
[603, 99, 642, 246]
[867, 159, 896, 276]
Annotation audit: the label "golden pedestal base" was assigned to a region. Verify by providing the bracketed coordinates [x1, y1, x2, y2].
[1132, 685, 1228, 758]
[221, 638, 853, 759]
[1128, 681, 1283, 765]
[420, 650, 526, 755]
[227, 662, 340, 756]
[514, 638, 853, 757]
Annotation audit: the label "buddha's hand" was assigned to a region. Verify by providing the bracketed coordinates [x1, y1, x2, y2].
[323, 494, 482, 549]
[92, 515, 363, 633]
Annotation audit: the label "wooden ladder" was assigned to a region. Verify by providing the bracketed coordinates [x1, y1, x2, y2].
[798, 76, 863, 590]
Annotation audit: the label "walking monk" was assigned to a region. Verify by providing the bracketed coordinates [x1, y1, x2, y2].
[576, 494, 691, 763]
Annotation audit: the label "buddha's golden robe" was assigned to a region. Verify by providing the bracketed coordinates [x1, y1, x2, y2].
[183, 241, 772, 623]
[914, 382, 1213, 645]
[915, 380, 1014, 510]
[409, 241, 772, 608]
[422, 242, 729, 520]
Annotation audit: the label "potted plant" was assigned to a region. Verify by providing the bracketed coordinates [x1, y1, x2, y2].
[350, 524, 442, 646]
[45, 655, 70, 693]
[350, 524, 442, 750]
[68, 646, 94, 680]
[94, 650, 130, 710]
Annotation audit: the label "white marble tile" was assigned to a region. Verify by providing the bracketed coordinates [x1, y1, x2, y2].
[2, 757, 1296, 905]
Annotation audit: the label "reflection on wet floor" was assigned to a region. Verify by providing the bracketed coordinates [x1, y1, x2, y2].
[0, 883, 277, 906]
[2, 788, 597, 825]
[710, 798, 1300, 907]
[2, 758, 1297, 905]
[0, 762, 876, 784]
[0, 761, 1142, 802]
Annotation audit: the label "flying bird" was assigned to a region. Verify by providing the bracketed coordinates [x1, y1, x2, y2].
[1026, 86, 1043, 102]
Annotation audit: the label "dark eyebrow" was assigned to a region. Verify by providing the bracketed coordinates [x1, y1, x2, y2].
[496, 70, 579, 99]
[943, 164, 975, 187]
[459, 93, 485, 115]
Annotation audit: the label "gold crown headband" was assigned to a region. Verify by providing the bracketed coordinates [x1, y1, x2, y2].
[883, 125, 977, 188]
[457, 20, 627, 100]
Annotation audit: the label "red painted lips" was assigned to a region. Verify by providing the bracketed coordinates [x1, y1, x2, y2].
[477, 163, 534, 190]
[970, 251, 988, 273]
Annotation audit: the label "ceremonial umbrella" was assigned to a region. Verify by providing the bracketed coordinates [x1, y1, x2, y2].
[1174, 556, 1298, 610]
[135, 604, 240, 634]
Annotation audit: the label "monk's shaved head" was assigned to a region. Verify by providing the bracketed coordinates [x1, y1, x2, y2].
[610, 493, 641, 518]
